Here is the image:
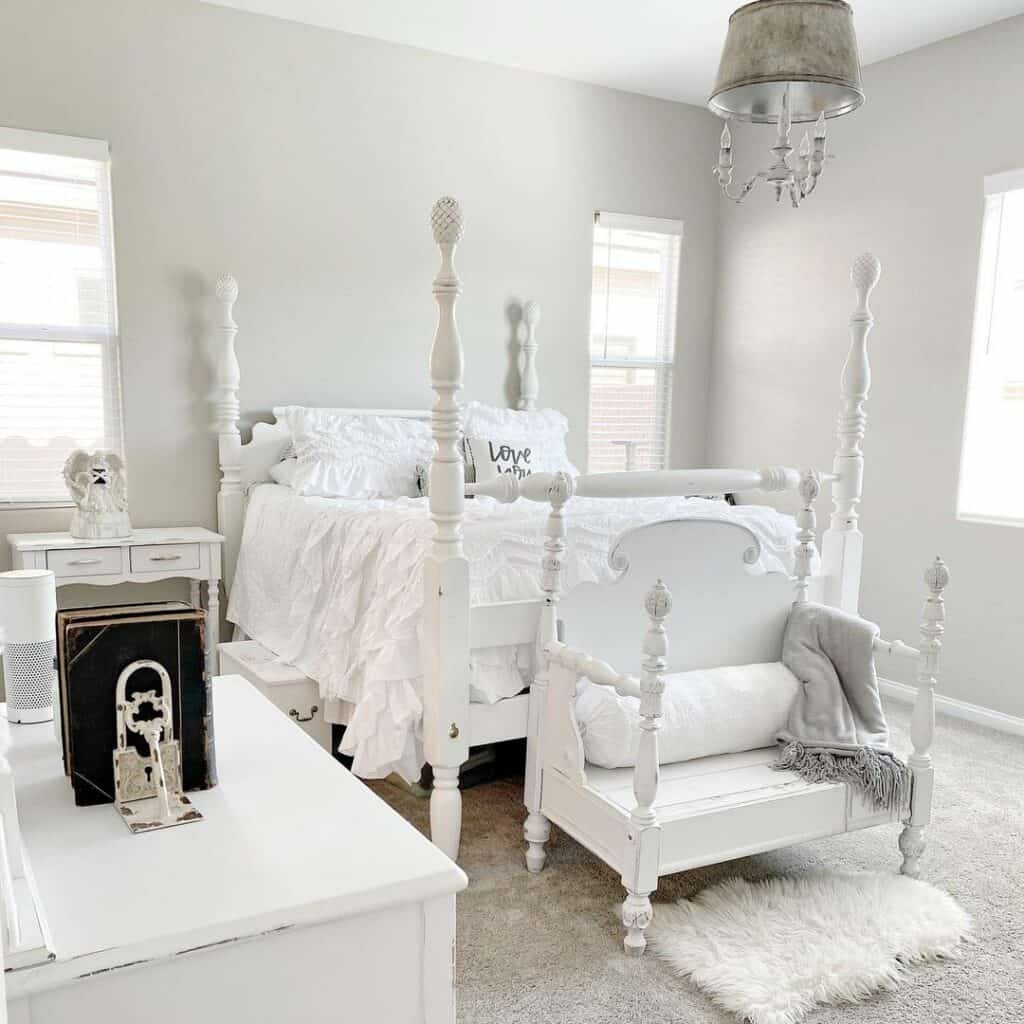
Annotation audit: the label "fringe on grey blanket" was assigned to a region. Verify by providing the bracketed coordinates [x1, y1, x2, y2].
[774, 741, 909, 814]
[773, 602, 910, 814]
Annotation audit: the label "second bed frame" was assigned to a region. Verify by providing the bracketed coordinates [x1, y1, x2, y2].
[212, 197, 882, 862]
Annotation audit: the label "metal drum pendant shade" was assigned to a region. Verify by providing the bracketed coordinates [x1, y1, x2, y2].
[709, 0, 864, 124]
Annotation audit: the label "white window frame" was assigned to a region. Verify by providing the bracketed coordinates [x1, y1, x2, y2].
[587, 211, 683, 473]
[0, 127, 123, 510]
[956, 168, 1024, 527]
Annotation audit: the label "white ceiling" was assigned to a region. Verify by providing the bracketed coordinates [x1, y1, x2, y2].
[202, 0, 1024, 105]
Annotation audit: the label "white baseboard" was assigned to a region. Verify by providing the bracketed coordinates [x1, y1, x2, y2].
[879, 677, 1024, 738]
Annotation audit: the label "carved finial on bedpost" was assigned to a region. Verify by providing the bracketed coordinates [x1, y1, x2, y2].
[794, 469, 821, 603]
[822, 253, 881, 613]
[899, 556, 949, 878]
[622, 579, 671, 955]
[518, 301, 541, 411]
[524, 469, 574, 873]
[428, 196, 465, 561]
[424, 198, 470, 863]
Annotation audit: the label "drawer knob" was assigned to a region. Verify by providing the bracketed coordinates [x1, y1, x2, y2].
[449, 722, 460, 739]
[289, 706, 319, 723]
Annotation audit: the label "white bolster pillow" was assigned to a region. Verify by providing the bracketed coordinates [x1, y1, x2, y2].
[575, 662, 800, 769]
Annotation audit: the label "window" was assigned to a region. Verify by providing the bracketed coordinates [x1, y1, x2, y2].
[0, 128, 122, 506]
[958, 169, 1024, 524]
[588, 211, 682, 472]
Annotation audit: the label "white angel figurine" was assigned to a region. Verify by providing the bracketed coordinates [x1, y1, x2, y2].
[63, 450, 132, 539]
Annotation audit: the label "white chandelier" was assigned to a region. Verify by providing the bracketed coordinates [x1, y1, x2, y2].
[708, 0, 865, 208]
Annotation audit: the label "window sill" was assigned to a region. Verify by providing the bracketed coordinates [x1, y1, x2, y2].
[956, 512, 1024, 529]
[0, 500, 75, 513]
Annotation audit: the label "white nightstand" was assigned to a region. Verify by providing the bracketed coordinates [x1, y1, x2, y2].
[7, 527, 225, 676]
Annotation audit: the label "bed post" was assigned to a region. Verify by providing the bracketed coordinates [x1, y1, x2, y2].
[423, 198, 471, 862]
[524, 471, 573, 873]
[517, 300, 540, 411]
[621, 579, 671, 956]
[899, 556, 948, 878]
[794, 469, 820, 604]
[213, 274, 242, 599]
[821, 252, 881, 613]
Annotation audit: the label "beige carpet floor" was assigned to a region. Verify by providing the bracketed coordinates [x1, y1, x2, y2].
[371, 703, 1024, 1024]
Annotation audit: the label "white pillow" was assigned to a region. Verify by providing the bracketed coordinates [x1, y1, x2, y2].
[280, 406, 433, 499]
[462, 401, 578, 482]
[575, 662, 800, 769]
[269, 458, 298, 487]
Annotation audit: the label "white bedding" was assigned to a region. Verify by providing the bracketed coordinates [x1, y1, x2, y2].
[227, 484, 804, 781]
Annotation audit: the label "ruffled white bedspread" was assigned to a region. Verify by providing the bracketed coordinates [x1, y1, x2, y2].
[227, 484, 802, 782]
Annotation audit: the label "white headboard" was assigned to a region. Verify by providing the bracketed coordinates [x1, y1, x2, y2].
[559, 518, 794, 675]
[210, 262, 543, 590]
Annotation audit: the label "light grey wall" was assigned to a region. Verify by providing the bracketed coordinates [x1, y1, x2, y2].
[0, 0, 720, 587]
[709, 16, 1024, 718]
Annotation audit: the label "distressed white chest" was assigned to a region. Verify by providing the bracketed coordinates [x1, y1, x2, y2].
[3, 675, 466, 1024]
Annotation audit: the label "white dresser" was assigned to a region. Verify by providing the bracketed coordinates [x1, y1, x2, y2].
[3, 675, 467, 1024]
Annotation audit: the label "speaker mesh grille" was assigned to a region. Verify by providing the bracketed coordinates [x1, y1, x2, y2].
[3, 640, 56, 710]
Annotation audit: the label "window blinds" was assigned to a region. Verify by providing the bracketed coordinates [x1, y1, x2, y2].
[0, 129, 123, 505]
[958, 177, 1024, 524]
[588, 213, 682, 473]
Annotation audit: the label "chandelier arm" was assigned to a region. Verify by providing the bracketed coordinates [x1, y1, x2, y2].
[717, 171, 765, 204]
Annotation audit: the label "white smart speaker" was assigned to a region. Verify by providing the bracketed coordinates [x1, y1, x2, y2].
[0, 570, 57, 724]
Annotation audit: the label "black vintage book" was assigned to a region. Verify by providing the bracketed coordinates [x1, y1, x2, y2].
[59, 607, 216, 806]
[56, 602, 192, 774]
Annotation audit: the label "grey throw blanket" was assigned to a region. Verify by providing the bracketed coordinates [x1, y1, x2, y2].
[774, 602, 909, 813]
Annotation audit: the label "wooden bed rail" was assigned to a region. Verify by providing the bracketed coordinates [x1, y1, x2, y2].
[544, 644, 641, 699]
[467, 466, 837, 502]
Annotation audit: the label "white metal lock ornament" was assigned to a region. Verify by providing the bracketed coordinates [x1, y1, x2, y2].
[113, 659, 202, 834]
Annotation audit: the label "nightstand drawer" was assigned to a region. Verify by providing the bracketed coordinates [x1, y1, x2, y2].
[47, 547, 123, 577]
[130, 543, 200, 573]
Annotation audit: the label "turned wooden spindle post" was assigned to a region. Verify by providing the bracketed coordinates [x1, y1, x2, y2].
[524, 471, 574, 873]
[621, 579, 671, 956]
[899, 556, 949, 878]
[422, 198, 471, 861]
[794, 469, 821, 604]
[211, 275, 241, 647]
[517, 300, 541, 412]
[822, 253, 881, 613]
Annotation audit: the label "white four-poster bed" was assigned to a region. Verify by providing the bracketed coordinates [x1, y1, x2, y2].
[208, 198, 941, 886]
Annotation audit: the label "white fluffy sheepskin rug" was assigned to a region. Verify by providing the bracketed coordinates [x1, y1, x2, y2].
[646, 872, 971, 1024]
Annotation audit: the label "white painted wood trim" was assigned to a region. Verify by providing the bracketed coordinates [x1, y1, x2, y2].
[212, 274, 244, 593]
[595, 211, 683, 236]
[467, 695, 530, 748]
[469, 600, 541, 649]
[423, 197, 470, 862]
[821, 252, 881, 613]
[879, 679, 1024, 737]
[517, 301, 540, 411]
[984, 167, 1024, 195]
[0, 126, 108, 162]
[420, 895, 457, 1024]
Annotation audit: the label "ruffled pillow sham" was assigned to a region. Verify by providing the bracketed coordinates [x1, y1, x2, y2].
[462, 401, 578, 482]
[280, 406, 433, 499]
